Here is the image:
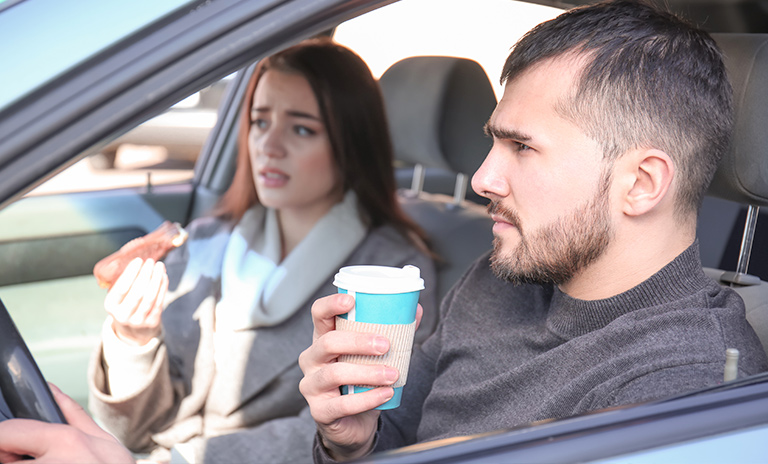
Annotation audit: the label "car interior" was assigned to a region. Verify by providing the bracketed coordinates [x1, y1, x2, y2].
[0, 0, 767, 461]
[380, 55, 496, 304]
[704, 33, 768, 358]
[365, 34, 768, 464]
[379, 35, 768, 365]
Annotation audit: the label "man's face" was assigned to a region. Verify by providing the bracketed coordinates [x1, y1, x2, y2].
[471, 57, 615, 286]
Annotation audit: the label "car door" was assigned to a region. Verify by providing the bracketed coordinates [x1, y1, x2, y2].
[0, 0, 385, 410]
[0, 69, 250, 409]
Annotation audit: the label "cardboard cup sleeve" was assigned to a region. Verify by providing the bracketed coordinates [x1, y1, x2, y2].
[336, 317, 417, 388]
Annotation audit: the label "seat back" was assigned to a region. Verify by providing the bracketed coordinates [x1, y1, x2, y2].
[707, 33, 768, 357]
[379, 56, 496, 303]
[380, 56, 496, 205]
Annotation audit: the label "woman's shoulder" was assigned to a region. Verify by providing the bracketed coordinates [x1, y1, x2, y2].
[362, 223, 414, 249]
[184, 214, 238, 241]
[351, 224, 431, 266]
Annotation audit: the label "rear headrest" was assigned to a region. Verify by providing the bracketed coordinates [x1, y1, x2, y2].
[379, 56, 497, 176]
[708, 34, 768, 207]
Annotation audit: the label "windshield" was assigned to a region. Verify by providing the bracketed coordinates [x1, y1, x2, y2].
[0, 0, 195, 110]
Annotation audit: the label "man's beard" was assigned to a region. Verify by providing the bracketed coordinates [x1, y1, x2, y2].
[489, 173, 613, 286]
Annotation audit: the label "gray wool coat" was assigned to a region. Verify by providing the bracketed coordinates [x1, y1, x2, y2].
[88, 214, 436, 464]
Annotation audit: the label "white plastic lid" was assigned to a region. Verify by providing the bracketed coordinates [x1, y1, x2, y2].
[333, 265, 424, 294]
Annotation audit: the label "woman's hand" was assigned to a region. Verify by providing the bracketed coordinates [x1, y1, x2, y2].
[0, 384, 135, 463]
[104, 257, 169, 346]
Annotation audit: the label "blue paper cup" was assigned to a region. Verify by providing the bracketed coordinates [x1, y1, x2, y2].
[334, 265, 424, 409]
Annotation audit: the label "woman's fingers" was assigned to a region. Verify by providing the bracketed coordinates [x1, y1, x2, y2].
[104, 258, 167, 345]
[129, 261, 167, 326]
[103, 257, 143, 311]
[116, 258, 156, 320]
[143, 270, 169, 329]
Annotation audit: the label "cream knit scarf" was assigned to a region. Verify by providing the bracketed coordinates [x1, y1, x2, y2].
[215, 191, 366, 330]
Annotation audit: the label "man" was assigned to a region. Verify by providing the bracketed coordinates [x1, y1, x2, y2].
[297, 0, 768, 462]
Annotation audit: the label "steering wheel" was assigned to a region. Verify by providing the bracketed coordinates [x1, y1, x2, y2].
[0, 298, 66, 424]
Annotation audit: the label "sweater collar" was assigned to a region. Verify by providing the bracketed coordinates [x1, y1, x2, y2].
[546, 241, 709, 339]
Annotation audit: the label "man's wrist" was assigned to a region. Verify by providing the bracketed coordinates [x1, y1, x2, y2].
[321, 432, 375, 462]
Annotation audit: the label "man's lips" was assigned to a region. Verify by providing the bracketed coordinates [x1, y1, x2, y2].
[490, 213, 516, 227]
[487, 201, 521, 233]
[491, 215, 518, 235]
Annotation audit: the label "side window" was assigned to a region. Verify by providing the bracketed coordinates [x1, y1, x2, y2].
[27, 75, 233, 196]
[333, 0, 562, 99]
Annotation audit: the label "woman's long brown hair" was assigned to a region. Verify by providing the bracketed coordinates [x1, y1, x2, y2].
[214, 38, 429, 252]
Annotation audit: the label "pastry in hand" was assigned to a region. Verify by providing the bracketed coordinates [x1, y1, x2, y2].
[93, 221, 188, 289]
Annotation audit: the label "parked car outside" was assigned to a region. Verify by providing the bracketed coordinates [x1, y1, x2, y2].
[87, 76, 231, 170]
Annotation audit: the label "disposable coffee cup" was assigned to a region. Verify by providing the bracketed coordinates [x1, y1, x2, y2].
[334, 264, 424, 410]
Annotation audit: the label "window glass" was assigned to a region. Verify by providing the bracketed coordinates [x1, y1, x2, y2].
[27, 76, 232, 196]
[333, 0, 562, 100]
[27, 0, 561, 197]
[0, 0, 194, 110]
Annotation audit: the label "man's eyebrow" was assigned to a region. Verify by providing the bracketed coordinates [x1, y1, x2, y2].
[483, 122, 532, 142]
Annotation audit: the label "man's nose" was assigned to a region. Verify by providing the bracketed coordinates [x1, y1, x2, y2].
[471, 149, 509, 199]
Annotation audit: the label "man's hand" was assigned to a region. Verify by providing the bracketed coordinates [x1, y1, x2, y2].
[0, 384, 135, 463]
[298, 294, 422, 461]
[105, 257, 168, 346]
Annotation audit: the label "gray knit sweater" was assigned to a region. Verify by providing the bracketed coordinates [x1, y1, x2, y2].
[314, 242, 767, 462]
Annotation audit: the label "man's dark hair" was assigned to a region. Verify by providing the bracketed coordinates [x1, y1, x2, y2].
[502, 0, 733, 221]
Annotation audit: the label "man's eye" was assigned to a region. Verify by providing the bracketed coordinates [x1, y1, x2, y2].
[295, 125, 316, 136]
[515, 141, 532, 152]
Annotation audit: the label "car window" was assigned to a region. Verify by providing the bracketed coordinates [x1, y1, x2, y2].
[25, 75, 232, 196]
[0, 0, 195, 110]
[333, 0, 562, 100]
[26, 0, 561, 198]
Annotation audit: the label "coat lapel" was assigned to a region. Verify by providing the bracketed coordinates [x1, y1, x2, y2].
[208, 283, 326, 416]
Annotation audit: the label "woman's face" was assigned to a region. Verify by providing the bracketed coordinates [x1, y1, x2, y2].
[249, 69, 343, 220]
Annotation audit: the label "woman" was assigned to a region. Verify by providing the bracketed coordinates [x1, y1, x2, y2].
[87, 38, 436, 464]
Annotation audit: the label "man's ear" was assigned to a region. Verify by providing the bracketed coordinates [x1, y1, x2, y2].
[620, 148, 675, 217]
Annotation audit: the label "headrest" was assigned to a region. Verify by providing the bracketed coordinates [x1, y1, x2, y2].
[379, 56, 497, 176]
[708, 34, 768, 207]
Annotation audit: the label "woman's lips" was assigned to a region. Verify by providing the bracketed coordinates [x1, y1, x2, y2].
[259, 168, 289, 188]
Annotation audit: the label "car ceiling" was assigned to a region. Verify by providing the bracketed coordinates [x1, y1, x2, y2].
[0, 0, 764, 210]
[531, 0, 768, 33]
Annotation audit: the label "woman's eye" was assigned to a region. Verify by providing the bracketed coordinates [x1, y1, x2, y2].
[252, 118, 268, 129]
[294, 125, 316, 136]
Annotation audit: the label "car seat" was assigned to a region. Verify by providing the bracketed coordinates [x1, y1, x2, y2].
[380, 56, 496, 206]
[706, 33, 768, 359]
[379, 56, 496, 305]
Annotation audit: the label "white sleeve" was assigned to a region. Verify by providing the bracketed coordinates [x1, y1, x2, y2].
[101, 317, 162, 398]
